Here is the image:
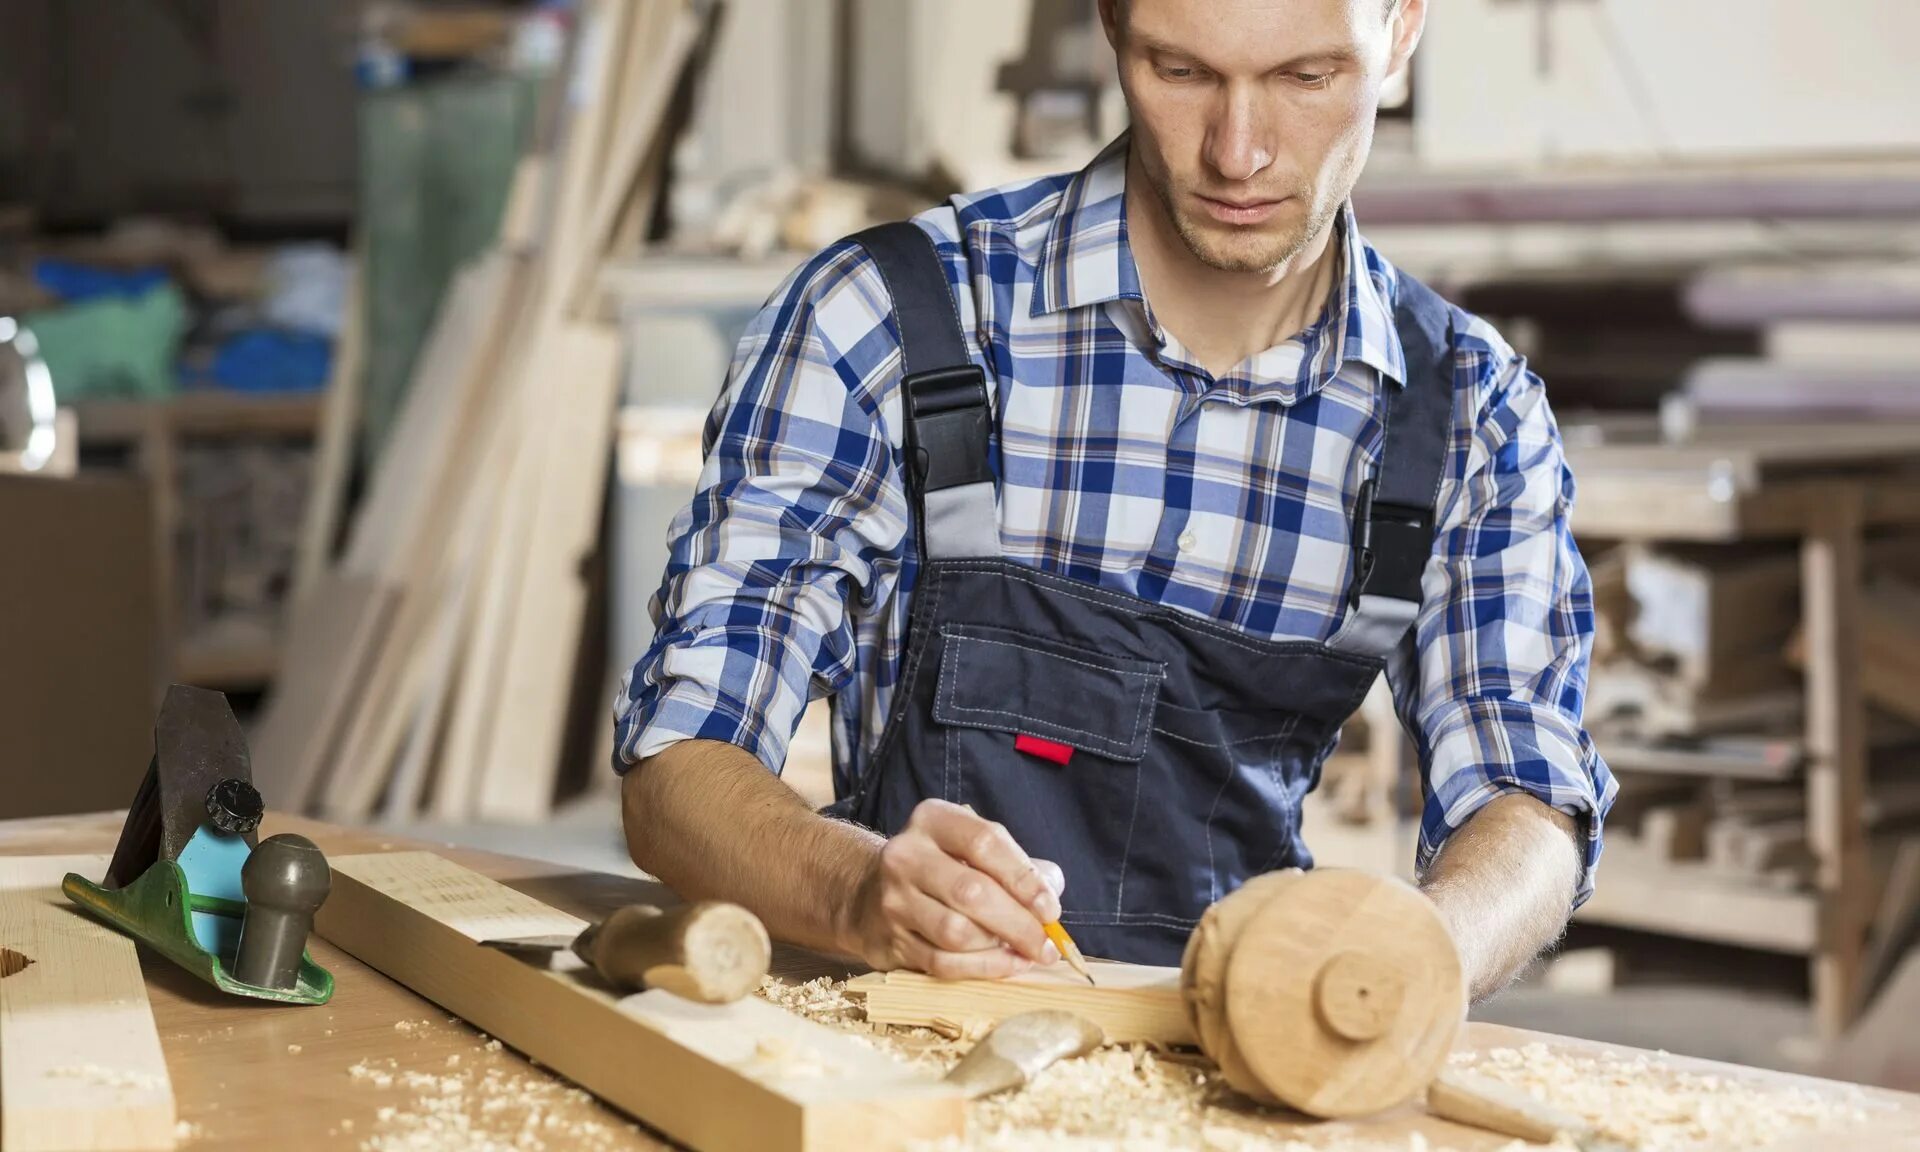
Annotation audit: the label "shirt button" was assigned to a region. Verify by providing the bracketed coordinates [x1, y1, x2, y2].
[1177, 530, 1198, 553]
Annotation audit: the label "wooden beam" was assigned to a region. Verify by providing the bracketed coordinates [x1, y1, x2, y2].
[1803, 488, 1872, 1038]
[472, 322, 624, 820]
[291, 255, 364, 608]
[248, 573, 398, 812]
[847, 962, 1194, 1046]
[0, 855, 175, 1151]
[315, 852, 963, 1152]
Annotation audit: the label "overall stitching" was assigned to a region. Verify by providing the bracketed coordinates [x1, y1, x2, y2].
[1196, 713, 1304, 905]
[1116, 753, 1144, 914]
[1060, 911, 1202, 929]
[857, 563, 948, 813]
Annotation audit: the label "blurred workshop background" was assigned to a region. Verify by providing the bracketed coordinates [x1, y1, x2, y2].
[2, 0, 1918, 1094]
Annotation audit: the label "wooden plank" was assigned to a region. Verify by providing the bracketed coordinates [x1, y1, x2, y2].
[473, 322, 625, 820]
[321, 254, 526, 818]
[291, 256, 364, 608]
[380, 358, 531, 821]
[340, 256, 514, 582]
[846, 962, 1194, 1046]
[1856, 837, 1920, 1021]
[314, 852, 964, 1152]
[1803, 488, 1872, 1038]
[565, 2, 704, 316]
[248, 574, 398, 812]
[72, 394, 324, 444]
[432, 415, 541, 820]
[0, 855, 175, 1151]
[1603, 736, 1803, 782]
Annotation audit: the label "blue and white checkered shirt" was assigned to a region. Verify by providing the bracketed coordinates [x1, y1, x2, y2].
[617, 136, 1616, 901]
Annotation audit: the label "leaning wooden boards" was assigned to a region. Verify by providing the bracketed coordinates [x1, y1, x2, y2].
[0, 855, 176, 1151]
[848, 961, 1195, 1046]
[315, 853, 964, 1152]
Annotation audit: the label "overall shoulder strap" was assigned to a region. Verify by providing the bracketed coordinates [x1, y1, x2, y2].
[1328, 269, 1456, 659]
[849, 221, 998, 559]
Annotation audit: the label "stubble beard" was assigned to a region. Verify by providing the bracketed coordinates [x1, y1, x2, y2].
[1147, 163, 1342, 275]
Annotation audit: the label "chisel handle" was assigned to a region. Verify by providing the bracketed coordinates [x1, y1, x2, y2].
[572, 901, 771, 1004]
[1428, 1068, 1626, 1152]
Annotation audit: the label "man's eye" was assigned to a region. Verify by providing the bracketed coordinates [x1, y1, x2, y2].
[1291, 71, 1332, 89]
[1156, 63, 1200, 81]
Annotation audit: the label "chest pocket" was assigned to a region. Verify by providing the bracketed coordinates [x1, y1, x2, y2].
[933, 623, 1164, 761]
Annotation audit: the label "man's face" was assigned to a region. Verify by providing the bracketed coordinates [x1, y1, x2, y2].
[1106, 0, 1418, 274]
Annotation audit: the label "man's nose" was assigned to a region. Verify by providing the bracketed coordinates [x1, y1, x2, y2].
[1206, 85, 1274, 183]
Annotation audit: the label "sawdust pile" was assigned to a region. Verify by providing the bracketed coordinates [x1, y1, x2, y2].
[1455, 1044, 1874, 1151]
[342, 1044, 640, 1152]
[758, 977, 1875, 1152]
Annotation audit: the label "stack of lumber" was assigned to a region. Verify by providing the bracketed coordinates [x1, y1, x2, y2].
[251, 0, 713, 824]
[1586, 544, 1805, 746]
[1671, 258, 1920, 428]
[1588, 541, 1920, 751]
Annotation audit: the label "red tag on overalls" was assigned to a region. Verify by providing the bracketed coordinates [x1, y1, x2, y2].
[1014, 734, 1074, 765]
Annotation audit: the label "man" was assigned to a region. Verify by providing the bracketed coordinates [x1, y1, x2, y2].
[615, 0, 1616, 1001]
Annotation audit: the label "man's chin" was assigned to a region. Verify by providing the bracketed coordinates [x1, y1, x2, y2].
[1174, 218, 1311, 275]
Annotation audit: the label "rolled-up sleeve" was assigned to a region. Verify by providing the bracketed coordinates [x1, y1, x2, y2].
[613, 242, 910, 776]
[1388, 340, 1617, 905]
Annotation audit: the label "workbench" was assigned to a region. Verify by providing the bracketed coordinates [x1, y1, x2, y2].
[6, 810, 1919, 1150]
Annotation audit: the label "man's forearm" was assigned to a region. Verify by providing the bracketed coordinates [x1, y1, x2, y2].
[621, 738, 879, 958]
[1420, 793, 1581, 1002]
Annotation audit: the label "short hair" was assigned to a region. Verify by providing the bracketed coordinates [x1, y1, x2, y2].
[1113, 0, 1400, 26]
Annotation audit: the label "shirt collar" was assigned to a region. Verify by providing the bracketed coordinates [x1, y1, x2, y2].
[1029, 133, 1407, 391]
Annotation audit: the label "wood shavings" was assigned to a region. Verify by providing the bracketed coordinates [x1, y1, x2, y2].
[1453, 1044, 1873, 1150]
[46, 1063, 169, 1092]
[742, 1034, 836, 1080]
[173, 1120, 201, 1141]
[928, 1015, 995, 1042]
[343, 1050, 642, 1152]
[287, 1044, 303, 1054]
[393, 1019, 430, 1035]
[755, 974, 865, 1027]
[752, 975, 1882, 1152]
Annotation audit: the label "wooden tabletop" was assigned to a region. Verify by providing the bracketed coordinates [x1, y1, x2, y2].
[5, 811, 1918, 1151]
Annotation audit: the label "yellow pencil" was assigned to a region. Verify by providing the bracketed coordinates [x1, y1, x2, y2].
[1042, 920, 1096, 986]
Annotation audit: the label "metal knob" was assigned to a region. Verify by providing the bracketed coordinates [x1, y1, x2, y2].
[234, 834, 330, 990]
[204, 778, 264, 835]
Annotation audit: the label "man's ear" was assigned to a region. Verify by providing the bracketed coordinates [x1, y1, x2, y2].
[1387, 0, 1428, 78]
[1097, 0, 1123, 49]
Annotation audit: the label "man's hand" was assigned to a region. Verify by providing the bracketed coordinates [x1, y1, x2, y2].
[623, 741, 1064, 980]
[844, 800, 1065, 979]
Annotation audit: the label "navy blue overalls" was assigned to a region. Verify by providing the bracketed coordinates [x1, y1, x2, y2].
[829, 222, 1457, 966]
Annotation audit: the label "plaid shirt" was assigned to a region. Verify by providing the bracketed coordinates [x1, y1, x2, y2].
[617, 136, 1616, 901]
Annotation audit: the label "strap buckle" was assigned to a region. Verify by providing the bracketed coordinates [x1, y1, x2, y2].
[903, 365, 992, 493]
[1348, 476, 1434, 608]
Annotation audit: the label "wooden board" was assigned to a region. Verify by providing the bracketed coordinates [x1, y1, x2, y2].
[247, 573, 398, 812]
[0, 855, 175, 1151]
[314, 852, 964, 1152]
[472, 322, 625, 819]
[847, 961, 1194, 1046]
[291, 256, 363, 607]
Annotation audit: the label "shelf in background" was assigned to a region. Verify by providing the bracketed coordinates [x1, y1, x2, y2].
[74, 392, 325, 444]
